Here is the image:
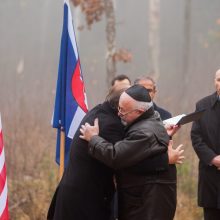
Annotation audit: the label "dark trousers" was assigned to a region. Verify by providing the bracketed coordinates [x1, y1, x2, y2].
[118, 183, 176, 220]
[111, 192, 118, 220]
[204, 208, 220, 220]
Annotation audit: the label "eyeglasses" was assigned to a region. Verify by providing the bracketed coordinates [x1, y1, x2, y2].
[118, 106, 139, 117]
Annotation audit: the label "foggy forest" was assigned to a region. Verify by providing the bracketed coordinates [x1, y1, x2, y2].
[0, 0, 220, 219]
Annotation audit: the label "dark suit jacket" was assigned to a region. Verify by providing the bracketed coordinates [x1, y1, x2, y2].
[154, 102, 172, 120]
[191, 92, 220, 208]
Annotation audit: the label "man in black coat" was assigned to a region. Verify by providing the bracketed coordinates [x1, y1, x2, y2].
[134, 76, 179, 219]
[80, 85, 184, 220]
[191, 69, 220, 220]
[47, 85, 175, 220]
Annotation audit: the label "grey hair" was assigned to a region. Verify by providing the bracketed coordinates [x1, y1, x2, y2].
[134, 76, 156, 88]
[133, 100, 153, 112]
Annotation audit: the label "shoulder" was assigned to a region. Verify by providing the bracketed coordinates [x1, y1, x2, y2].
[83, 103, 125, 143]
[196, 93, 216, 108]
[154, 103, 172, 120]
[131, 115, 164, 132]
[129, 117, 169, 144]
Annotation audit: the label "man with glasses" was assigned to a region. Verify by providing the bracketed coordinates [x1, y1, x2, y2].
[80, 85, 184, 220]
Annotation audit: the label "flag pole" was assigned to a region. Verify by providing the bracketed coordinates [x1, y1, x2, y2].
[59, 129, 65, 180]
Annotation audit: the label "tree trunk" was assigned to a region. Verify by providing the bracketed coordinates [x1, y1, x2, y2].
[148, 0, 160, 81]
[181, 0, 192, 110]
[103, 0, 116, 87]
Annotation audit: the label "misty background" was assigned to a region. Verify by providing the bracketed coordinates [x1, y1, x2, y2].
[0, 0, 220, 219]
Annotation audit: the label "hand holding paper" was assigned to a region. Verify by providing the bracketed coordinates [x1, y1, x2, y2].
[163, 110, 205, 126]
[165, 124, 180, 137]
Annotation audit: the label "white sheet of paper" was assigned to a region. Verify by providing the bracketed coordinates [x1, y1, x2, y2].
[163, 114, 186, 125]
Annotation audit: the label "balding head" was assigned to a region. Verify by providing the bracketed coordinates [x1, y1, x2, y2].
[215, 69, 220, 78]
[134, 76, 157, 100]
[118, 87, 153, 124]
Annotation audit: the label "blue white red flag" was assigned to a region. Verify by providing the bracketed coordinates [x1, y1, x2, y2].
[0, 114, 9, 220]
[52, 0, 88, 166]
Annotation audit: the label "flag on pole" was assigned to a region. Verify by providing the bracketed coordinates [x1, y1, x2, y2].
[52, 0, 88, 167]
[0, 114, 9, 220]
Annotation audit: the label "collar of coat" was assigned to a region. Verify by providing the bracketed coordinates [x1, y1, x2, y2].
[210, 92, 220, 108]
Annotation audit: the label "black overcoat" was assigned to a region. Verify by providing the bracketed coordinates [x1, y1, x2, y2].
[191, 92, 220, 208]
[88, 110, 176, 220]
[47, 102, 125, 220]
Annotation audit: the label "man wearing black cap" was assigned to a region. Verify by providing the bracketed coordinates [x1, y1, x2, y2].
[80, 85, 184, 220]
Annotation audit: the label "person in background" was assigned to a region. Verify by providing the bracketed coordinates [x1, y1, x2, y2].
[191, 69, 220, 220]
[134, 76, 171, 120]
[80, 85, 184, 220]
[111, 74, 131, 87]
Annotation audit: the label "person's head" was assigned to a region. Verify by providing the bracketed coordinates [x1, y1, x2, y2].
[105, 84, 131, 111]
[118, 85, 153, 124]
[134, 76, 156, 100]
[111, 74, 131, 87]
[215, 69, 220, 96]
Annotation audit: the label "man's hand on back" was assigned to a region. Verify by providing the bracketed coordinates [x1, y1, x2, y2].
[80, 118, 99, 142]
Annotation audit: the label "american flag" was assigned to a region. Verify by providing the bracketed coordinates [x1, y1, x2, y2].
[0, 115, 9, 219]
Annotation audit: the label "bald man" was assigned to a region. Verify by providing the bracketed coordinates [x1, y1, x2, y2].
[191, 69, 220, 220]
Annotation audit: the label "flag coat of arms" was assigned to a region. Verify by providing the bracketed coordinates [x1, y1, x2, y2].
[52, 0, 88, 166]
[0, 115, 9, 220]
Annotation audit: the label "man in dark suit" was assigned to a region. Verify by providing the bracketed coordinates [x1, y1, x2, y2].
[191, 69, 220, 220]
[134, 76, 179, 219]
[47, 84, 179, 220]
[134, 76, 172, 120]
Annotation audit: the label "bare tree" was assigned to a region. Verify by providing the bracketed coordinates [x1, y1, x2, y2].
[148, 0, 160, 81]
[103, 0, 116, 86]
[71, 0, 132, 87]
[181, 0, 192, 110]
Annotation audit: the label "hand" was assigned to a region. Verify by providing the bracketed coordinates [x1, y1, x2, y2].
[165, 124, 180, 137]
[211, 155, 220, 169]
[168, 140, 185, 164]
[79, 118, 99, 141]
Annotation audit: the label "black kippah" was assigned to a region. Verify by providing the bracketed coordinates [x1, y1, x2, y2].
[125, 85, 151, 102]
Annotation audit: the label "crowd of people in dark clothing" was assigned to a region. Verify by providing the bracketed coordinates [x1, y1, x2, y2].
[47, 70, 220, 220]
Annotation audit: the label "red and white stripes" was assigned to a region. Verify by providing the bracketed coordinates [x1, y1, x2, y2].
[0, 115, 9, 220]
